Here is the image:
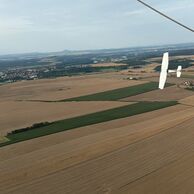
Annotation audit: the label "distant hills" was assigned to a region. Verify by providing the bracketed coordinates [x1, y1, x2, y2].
[0, 42, 194, 71]
[0, 42, 194, 60]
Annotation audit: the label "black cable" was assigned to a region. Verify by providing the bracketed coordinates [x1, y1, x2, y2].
[137, 0, 194, 33]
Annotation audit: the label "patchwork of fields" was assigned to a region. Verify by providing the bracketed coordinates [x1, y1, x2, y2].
[0, 74, 145, 101]
[1, 70, 194, 194]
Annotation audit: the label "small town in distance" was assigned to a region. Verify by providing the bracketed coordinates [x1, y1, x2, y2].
[0, 43, 194, 89]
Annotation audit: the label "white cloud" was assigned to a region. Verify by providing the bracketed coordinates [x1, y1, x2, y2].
[124, 10, 145, 16]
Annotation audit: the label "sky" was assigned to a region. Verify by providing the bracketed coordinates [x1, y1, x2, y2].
[0, 0, 194, 54]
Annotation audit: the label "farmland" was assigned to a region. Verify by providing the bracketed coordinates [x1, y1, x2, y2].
[0, 74, 145, 101]
[0, 101, 177, 147]
[122, 85, 194, 102]
[0, 48, 194, 194]
[62, 82, 168, 101]
[0, 101, 130, 135]
[1, 103, 194, 194]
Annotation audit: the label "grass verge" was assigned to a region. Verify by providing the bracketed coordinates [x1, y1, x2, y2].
[0, 101, 177, 148]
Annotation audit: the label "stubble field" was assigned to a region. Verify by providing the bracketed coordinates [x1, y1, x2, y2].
[0, 69, 194, 194]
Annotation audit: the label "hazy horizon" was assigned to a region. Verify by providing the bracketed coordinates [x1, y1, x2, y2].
[0, 42, 193, 57]
[0, 0, 194, 55]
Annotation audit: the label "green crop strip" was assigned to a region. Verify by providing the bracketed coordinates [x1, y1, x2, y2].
[0, 101, 177, 148]
[62, 82, 173, 101]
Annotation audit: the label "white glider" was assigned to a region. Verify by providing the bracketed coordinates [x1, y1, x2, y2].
[177, 66, 182, 78]
[159, 52, 182, 90]
[159, 52, 169, 90]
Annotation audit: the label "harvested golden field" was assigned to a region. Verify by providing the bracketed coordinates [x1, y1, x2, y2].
[0, 104, 187, 162]
[179, 95, 194, 106]
[119, 148, 194, 194]
[121, 86, 194, 102]
[0, 101, 131, 135]
[0, 74, 144, 101]
[1, 104, 194, 194]
[1, 69, 194, 194]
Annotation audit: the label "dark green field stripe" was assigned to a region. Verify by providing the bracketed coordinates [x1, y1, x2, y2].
[62, 82, 172, 101]
[0, 101, 177, 148]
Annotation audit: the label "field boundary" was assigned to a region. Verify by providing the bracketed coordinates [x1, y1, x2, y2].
[0, 101, 178, 148]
